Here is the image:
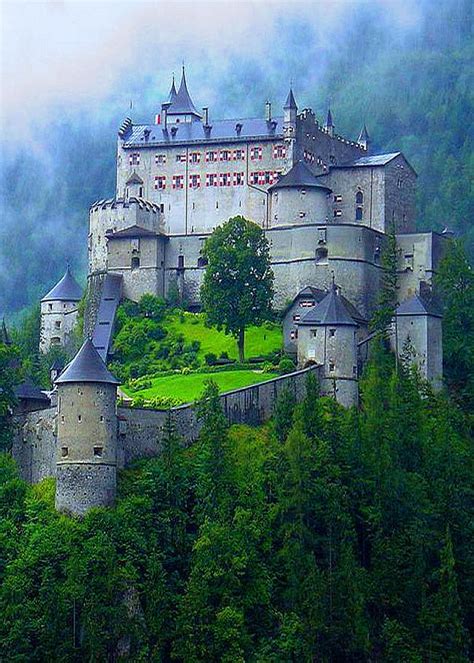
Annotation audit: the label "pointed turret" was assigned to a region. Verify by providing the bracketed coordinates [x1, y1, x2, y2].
[283, 86, 298, 144]
[56, 338, 120, 385]
[325, 108, 335, 137]
[168, 74, 177, 104]
[358, 124, 371, 151]
[41, 266, 82, 303]
[166, 67, 202, 122]
[284, 87, 297, 110]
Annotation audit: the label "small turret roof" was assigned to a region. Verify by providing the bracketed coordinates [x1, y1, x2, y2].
[298, 284, 357, 326]
[55, 339, 120, 385]
[284, 87, 297, 110]
[168, 75, 178, 104]
[269, 160, 332, 192]
[326, 108, 334, 128]
[396, 293, 442, 318]
[125, 172, 144, 185]
[41, 266, 82, 303]
[167, 67, 201, 118]
[358, 124, 370, 142]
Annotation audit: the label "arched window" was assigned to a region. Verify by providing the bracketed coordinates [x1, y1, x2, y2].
[355, 207, 363, 221]
[197, 256, 208, 268]
[355, 190, 363, 204]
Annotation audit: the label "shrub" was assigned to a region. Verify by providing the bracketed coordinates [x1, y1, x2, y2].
[278, 357, 296, 375]
[205, 352, 218, 366]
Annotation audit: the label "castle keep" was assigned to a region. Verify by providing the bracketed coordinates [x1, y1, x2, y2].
[17, 68, 447, 515]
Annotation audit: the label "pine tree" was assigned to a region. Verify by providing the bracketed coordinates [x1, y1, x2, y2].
[370, 229, 399, 337]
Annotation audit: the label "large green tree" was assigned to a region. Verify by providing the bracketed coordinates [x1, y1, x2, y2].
[200, 216, 274, 362]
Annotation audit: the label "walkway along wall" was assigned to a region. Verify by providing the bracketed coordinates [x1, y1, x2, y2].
[12, 366, 320, 483]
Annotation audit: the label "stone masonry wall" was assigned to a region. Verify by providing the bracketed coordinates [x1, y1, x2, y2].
[11, 366, 319, 483]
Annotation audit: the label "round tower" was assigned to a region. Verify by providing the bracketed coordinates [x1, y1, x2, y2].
[55, 339, 120, 516]
[269, 160, 331, 226]
[296, 282, 358, 407]
[40, 266, 83, 354]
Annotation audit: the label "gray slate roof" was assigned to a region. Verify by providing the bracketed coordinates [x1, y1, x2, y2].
[125, 172, 144, 185]
[358, 124, 370, 142]
[284, 87, 297, 110]
[41, 266, 82, 303]
[167, 69, 201, 118]
[396, 294, 442, 318]
[15, 380, 50, 403]
[122, 116, 284, 147]
[298, 285, 358, 326]
[269, 160, 332, 191]
[334, 152, 401, 168]
[56, 339, 120, 385]
[106, 225, 159, 239]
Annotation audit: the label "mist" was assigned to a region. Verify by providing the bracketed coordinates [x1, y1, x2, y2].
[0, 0, 471, 316]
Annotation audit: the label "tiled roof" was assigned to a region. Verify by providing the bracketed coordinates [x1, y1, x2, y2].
[56, 339, 120, 385]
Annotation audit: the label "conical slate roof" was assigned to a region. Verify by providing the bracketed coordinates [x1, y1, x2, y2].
[41, 266, 82, 303]
[326, 108, 334, 128]
[284, 87, 297, 110]
[168, 75, 178, 104]
[298, 284, 357, 326]
[358, 124, 370, 143]
[396, 293, 442, 318]
[55, 339, 120, 385]
[167, 68, 201, 117]
[269, 161, 332, 191]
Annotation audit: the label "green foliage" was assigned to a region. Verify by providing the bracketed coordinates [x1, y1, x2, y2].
[370, 229, 399, 335]
[435, 239, 474, 412]
[0, 346, 473, 660]
[278, 357, 295, 375]
[200, 216, 274, 362]
[0, 342, 22, 451]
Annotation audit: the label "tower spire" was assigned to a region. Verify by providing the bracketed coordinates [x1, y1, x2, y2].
[358, 124, 371, 151]
[325, 107, 335, 136]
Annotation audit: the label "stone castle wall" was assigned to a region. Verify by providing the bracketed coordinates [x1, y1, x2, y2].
[12, 366, 319, 484]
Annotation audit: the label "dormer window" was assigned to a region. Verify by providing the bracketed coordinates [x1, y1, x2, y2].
[356, 190, 364, 204]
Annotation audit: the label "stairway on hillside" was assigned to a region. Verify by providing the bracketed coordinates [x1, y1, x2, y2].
[92, 273, 123, 361]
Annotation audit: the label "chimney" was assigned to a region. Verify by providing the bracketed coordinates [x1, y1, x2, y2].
[161, 101, 171, 129]
[235, 122, 243, 135]
[265, 101, 272, 122]
[202, 106, 209, 126]
[144, 128, 151, 142]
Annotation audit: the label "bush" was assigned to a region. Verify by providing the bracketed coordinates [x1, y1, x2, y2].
[220, 351, 229, 359]
[278, 357, 296, 375]
[205, 352, 218, 366]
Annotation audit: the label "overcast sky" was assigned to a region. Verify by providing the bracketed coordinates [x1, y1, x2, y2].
[1, 0, 421, 139]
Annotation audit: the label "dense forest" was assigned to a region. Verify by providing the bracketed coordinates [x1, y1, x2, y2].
[0, 0, 472, 315]
[0, 347, 472, 661]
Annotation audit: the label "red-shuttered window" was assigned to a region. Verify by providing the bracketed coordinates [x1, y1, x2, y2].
[172, 175, 184, 189]
[154, 176, 166, 190]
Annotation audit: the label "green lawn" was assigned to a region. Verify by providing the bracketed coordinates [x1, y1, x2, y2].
[167, 311, 282, 360]
[125, 369, 279, 404]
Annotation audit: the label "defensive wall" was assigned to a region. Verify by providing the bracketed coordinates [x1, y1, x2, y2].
[12, 365, 319, 484]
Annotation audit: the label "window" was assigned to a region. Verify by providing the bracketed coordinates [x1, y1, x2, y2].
[334, 210, 342, 217]
[197, 256, 208, 268]
[299, 211, 306, 218]
[233, 149, 245, 161]
[129, 153, 140, 166]
[93, 446, 103, 457]
[250, 146, 262, 160]
[131, 256, 140, 269]
[160, 204, 164, 213]
[353, 365, 357, 375]
[334, 194, 343, 203]
[55, 320, 61, 329]
[189, 174, 201, 189]
[310, 329, 317, 338]
[356, 207, 363, 221]
[404, 254, 414, 271]
[233, 172, 244, 186]
[329, 362, 335, 372]
[189, 152, 201, 164]
[61, 446, 68, 457]
[315, 247, 328, 263]
[177, 255, 184, 270]
[220, 150, 231, 162]
[206, 173, 218, 187]
[250, 172, 260, 185]
[273, 144, 286, 158]
[397, 177, 402, 188]
[318, 227, 327, 244]
[206, 151, 218, 162]
[329, 328, 336, 337]
[219, 172, 231, 187]
[154, 175, 166, 190]
[48, 303, 53, 311]
[300, 300, 315, 308]
[293, 314, 301, 322]
[355, 191, 364, 204]
[176, 154, 186, 163]
[78, 414, 82, 422]
[172, 175, 184, 189]
[51, 337, 60, 345]
[155, 154, 166, 165]
[139, 186, 143, 197]
[290, 330, 298, 340]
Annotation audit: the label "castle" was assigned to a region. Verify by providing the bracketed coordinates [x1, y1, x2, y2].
[14, 69, 447, 515]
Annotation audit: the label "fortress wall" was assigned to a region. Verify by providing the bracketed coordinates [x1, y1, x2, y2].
[84, 272, 107, 337]
[384, 155, 417, 234]
[11, 367, 319, 483]
[396, 232, 448, 301]
[108, 236, 166, 301]
[269, 187, 330, 227]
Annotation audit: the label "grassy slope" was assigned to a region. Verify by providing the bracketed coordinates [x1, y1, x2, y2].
[167, 311, 282, 360]
[124, 370, 279, 403]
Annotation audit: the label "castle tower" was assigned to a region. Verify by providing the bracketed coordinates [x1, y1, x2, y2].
[325, 107, 335, 137]
[55, 339, 120, 516]
[283, 86, 298, 164]
[296, 282, 359, 407]
[357, 124, 371, 152]
[166, 66, 202, 124]
[393, 293, 443, 389]
[40, 266, 82, 354]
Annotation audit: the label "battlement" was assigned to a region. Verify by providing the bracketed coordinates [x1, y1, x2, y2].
[90, 197, 161, 214]
[298, 109, 366, 151]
